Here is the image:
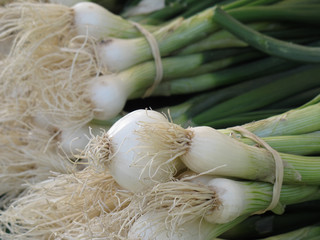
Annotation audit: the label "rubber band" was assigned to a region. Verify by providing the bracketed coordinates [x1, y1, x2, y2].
[130, 21, 163, 98]
[230, 126, 284, 214]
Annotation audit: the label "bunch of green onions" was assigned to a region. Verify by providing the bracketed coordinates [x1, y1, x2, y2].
[3, 100, 320, 238]
[3, 0, 320, 127]
[1, 0, 320, 239]
[81, 100, 320, 238]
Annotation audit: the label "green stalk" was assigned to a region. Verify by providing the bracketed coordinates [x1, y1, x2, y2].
[222, 0, 278, 10]
[222, 102, 320, 137]
[177, 22, 285, 55]
[213, 149, 320, 184]
[205, 180, 320, 239]
[240, 180, 320, 212]
[125, 1, 192, 25]
[109, 50, 230, 96]
[125, 49, 264, 98]
[263, 26, 320, 41]
[177, 23, 320, 55]
[240, 131, 320, 156]
[265, 88, 320, 109]
[91, 49, 271, 121]
[139, 0, 228, 24]
[152, 56, 298, 97]
[280, 153, 320, 185]
[227, 4, 320, 25]
[245, 0, 285, 6]
[164, 48, 264, 81]
[168, 114, 320, 185]
[182, 0, 226, 18]
[211, 179, 320, 219]
[205, 109, 287, 129]
[195, 65, 320, 126]
[188, 51, 263, 77]
[122, 0, 203, 21]
[276, 0, 320, 5]
[177, 29, 249, 55]
[212, 6, 320, 63]
[100, 1, 320, 72]
[165, 66, 298, 125]
[149, 114, 320, 185]
[298, 94, 320, 109]
[92, 48, 270, 120]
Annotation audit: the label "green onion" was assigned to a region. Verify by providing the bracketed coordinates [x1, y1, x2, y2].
[240, 131, 320, 156]
[202, 109, 288, 129]
[264, 87, 320, 110]
[151, 56, 298, 97]
[223, 102, 320, 137]
[162, 67, 299, 125]
[83, 110, 184, 192]
[192, 65, 320, 126]
[212, 6, 320, 63]
[0, 1, 155, 43]
[123, 0, 195, 24]
[121, 108, 320, 185]
[83, 107, 320, 196]
[89, 49, 261, 120]
[298, 93, 320, 108]
[176, 22, 285, 55]
[132, 176, 320, 225]
[98, 2, 320, 72]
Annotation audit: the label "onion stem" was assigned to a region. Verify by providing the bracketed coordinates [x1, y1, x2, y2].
[129, 177, 320, 230]
[222, 102, 320, 137]
[213, 6, 320, 63]
[98, 1, 320, 72]
[239, 131, 320, 156]
[194, 65, 320, 125]
[133, 109, 320, 184]
[90, 49, 262, 120]
[152, 56, 298, 97]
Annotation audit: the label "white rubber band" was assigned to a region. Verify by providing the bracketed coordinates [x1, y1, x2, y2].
[231, 126, 284, 214]
[130, 21, 163, 98]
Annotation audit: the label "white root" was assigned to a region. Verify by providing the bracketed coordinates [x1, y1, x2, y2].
[0, 167, 132, 239]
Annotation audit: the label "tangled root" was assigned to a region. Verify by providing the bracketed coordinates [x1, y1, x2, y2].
[0, 167, 132, 239]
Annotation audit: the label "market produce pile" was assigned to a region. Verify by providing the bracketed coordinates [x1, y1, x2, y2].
[0, 0, 320, 239]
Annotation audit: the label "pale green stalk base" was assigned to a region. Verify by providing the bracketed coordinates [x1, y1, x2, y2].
[110, 50, 244, 99]
[281, 153, 320, 185]
[177, 22, 284, 55]
[226, 180, 320, 217]
[137, 117, 320, 185]
[220, 103, 320, 137]
[240, 131, 320, 155]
